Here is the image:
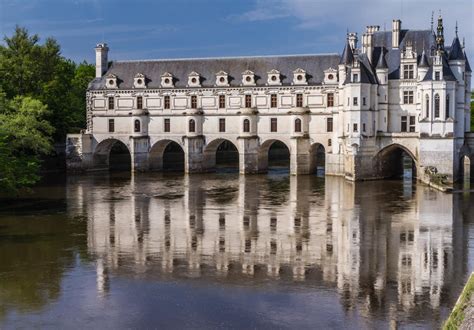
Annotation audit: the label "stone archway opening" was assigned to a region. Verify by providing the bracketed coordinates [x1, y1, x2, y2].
[310, 143, 326, 177]
[258, 140, 290, 174]
[204, 139, 239, 172]
[94, 139, 131, 171]
[149, 140, 184, 172]
[375, 145, 417, 181]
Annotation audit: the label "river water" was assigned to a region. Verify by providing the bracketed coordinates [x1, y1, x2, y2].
[0, 171, 473, 329]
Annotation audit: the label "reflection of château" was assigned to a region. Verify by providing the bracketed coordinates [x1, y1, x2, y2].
[67, 174, 467, 319]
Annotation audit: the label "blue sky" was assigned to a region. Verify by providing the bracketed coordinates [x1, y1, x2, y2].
[0, 0, 473, 67]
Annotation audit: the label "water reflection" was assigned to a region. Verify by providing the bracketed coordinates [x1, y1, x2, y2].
[63, 173, 471, 326]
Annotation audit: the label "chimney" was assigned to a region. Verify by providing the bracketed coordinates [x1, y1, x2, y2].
[95, 43, 109, 78]
[348, 32, 358, 50]
[392, 19, 401, 48]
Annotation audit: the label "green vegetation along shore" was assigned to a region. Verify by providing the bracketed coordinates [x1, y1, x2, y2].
[443, 272, 474, 329]
[0, 27, 94, 195]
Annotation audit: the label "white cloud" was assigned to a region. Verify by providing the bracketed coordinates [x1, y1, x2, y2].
[233, 0, 474, 67]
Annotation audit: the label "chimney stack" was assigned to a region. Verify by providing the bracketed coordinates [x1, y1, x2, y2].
[95, 43, 109, 78]
[392, 19, 401, 48]
[348, 32, 358, 50]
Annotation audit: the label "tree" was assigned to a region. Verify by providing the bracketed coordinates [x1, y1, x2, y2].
[0, 94, 53, 195]
[0, 26, 94, 141]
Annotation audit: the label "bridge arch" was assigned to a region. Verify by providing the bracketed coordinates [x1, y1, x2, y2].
[203, 138, 240, 171]
[374, 143, 417, 180]
[93, 138, 131, 171]
[149, 139, 185, 172]
[459, 144, 473, 185]
[258, 139, 291, 173]
[309, 143, 326, 175]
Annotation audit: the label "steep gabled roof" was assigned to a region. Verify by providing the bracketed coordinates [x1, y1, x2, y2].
[465, 51, 472, 72]
[418, 49, 429, 67]
[422, 55, 457, 81]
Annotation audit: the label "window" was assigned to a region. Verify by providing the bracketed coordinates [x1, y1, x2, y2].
[164, 118, 170, 132]
[219, 118, 226, 132]
[363, 97, 366, 106]
[446, 94, 450, 118]
[134, 119, 140, 132]
[243, 119, 250, 132]
[403, 91, 414, 104]
[219, 95, 226, 109]
[137, 96, 143, 109]
[191, 95, 197, 109]
[327, 118, 333, 132]
[164, 95, 170, 109]
[108, 119, 115, 132]
[327, 93, 334, 107]
[434, 94, 440, 118]
[401, 116, 407, 132]
[353, 123, 358, 132]
[409, 116, 416, 132]
[328, 139, 332, 147]
[296, 93, 303, 107]
[294, 118, 302, 132]
[245, 94, 252, 108]
[270, 118, 277, 132]
[363, 123, 366, 132]
[353, 74, 359, 82]
[353, 97, 358, 106]
[435, 71, 440, 80]
[189, 119, 195, 132]
[403, 64, 414, 79]
[425, 95, 430, 118]
[108, 97, 114, 110]
[270, 94, 277, 108]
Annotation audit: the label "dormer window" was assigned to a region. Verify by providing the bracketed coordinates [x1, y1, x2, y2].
[242, 70, 256, 86]
[323, 68, 338, 84]
[434, 71, 440, 81]
[267, 69, 281, 85]
[106, 73, 118, 88]
[293, 68, 307, 85]
[215, 71, 229, 86]
[188, 71, 201, 87]
[161, 72, 174, 88]
[134, 73, 146, 88]
[352, 73, 359, 83]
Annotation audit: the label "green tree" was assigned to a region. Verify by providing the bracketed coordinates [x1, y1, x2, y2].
[0, 94, 53, 194]
[0, 26, 94, 141]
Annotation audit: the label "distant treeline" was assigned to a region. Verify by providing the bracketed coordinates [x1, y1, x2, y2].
[0, 26, 95, 195]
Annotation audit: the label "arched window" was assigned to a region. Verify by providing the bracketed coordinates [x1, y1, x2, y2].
[446, 94, 450, 119]
[134, 119, 141, 132]
[294, 118, 302, 132]
[243, 119, 250, 132]
[189, 119, 195, 132]
[434, 94, 440, 118]
[425, 95, 430, 118]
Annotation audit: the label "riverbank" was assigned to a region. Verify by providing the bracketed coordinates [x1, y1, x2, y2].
[443, 273, 474, 329]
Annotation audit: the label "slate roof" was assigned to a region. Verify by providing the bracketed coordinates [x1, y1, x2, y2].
[340, 40, 354, 65]
[89, 54, 341, 89]
[448, 36, 465, 61]
[376, 50, 388, 69]
[465, 51, 472, 72]
[422, 54, 457, 81]
[371, 29, 436, 79]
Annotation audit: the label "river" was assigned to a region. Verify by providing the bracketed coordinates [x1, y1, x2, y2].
[0, 171, 473, 329]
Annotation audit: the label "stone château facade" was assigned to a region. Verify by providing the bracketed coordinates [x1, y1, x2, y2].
[66, 15, 474, 185]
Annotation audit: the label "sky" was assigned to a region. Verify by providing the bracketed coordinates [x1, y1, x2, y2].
[0, 0, 473, 68]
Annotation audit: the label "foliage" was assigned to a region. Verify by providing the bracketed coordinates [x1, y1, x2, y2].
[0, 26, 94, 141]
[443, 273, 474, 329]
[0, 27, 94, 195]
[0, 94, 53, 195]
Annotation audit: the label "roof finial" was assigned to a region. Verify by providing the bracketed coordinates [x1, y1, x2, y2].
[455, 21, 458, 36]
[430, 11, 434, 31]
[462, 37, 465, 50]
